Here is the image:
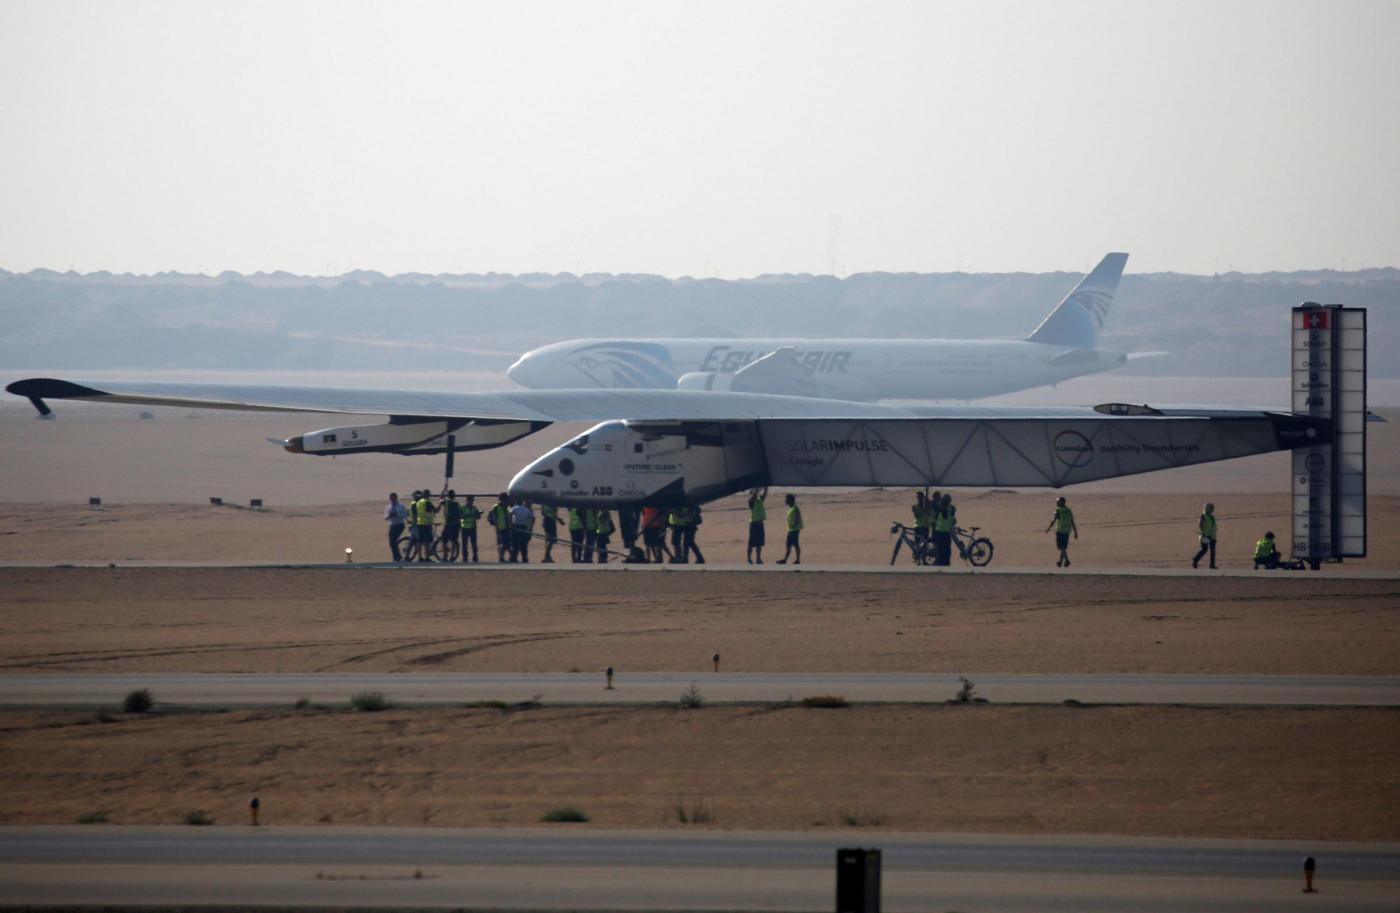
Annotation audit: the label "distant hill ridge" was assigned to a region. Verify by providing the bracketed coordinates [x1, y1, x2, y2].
[2, 266, 1396, 377]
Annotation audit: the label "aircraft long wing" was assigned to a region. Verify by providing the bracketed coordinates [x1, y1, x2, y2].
[6, 377, 939, 423]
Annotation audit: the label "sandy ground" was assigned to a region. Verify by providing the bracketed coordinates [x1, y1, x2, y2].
[2, 704, 1396, 841]
[0, 568, 1396, 676]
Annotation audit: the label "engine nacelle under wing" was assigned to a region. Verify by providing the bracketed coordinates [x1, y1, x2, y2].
[290, 418, 544, 455]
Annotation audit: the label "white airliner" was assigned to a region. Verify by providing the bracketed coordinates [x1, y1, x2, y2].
[507, 253, 1137, 400]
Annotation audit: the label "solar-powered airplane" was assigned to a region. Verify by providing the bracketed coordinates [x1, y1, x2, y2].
[506, 253, 1143, 400]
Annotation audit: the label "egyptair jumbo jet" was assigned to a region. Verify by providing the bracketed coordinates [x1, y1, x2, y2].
[506, 253, 1140, 400]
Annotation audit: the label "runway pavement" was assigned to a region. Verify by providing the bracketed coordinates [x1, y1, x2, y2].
[3, 671, 1398, 707]
[3, 826, 1397, 911]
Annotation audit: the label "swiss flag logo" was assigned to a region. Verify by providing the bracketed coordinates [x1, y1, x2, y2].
[1303, 310, 1330, 329]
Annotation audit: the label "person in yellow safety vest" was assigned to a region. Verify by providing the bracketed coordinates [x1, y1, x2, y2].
[668, 505, 691, 563]
[593, 509, 615, 564]
[1045, 495, 1078, 567]
[1253, 531, 1281, 569]
[540, 504, 560, 564]
[460, 495, 482, 563]
[776, 493, 803, 565]
[1193, 502, 1218, 569]
[912, 491, 930, 554]
[747, 487, 768, 564]
[568, 508, 586, 563]
[489, 493, 512, 563]
[932, 493, 957, 566]
[412, 490, 436, 563]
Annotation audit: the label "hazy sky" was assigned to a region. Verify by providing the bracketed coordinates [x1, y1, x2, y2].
[2, 0, 1396, 277]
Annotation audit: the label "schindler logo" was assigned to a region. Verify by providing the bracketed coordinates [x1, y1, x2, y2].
[1053, 430, 1094, 468]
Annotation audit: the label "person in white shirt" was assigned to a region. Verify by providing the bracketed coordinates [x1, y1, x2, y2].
[384, 492, 408, 562]
[509, 500, 536, 563]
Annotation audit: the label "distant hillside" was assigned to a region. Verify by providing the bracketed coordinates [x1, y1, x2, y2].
[1, 266, 1396, 377]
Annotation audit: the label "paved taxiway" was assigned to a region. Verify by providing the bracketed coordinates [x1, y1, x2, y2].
[3, 827, 1397, 912]
[4, 671, 1397, 708]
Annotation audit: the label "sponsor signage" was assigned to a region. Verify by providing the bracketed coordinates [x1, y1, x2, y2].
[1291, 304, 1366, 562]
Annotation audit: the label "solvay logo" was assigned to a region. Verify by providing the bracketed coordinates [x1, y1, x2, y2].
[1052, 430, 1095, 468]
[571, 342, 677, 388]
[1069, 287, 1113, 330]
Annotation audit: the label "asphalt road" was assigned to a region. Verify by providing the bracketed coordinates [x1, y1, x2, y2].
[2, 671, 1397, 708]
[2, 826, 1397, 911]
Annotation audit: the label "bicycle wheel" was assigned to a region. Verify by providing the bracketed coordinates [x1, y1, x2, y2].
[890, 536, 904, 566]
[435, 535, 459, 562]
[966, 538, 994, 567]
[396, 535, 415, 562]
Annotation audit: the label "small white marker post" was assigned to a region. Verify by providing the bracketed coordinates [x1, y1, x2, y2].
[345, 548, 354, 564]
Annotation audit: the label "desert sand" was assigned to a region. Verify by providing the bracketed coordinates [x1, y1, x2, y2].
[4, 705, 1397, 840]
[1, 568, 1397, 676]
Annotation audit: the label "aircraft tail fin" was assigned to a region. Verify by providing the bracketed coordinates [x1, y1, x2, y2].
[1026, 252, 1128, 349]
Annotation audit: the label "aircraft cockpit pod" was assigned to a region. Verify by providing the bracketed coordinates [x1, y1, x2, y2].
[510, 420, 642, 508]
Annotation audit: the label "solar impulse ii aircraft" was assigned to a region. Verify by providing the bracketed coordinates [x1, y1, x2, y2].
[506, 253, 1141, 400]
[7, 305, 1370, 567]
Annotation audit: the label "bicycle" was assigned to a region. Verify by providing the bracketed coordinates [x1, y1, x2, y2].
[952, 525, 994, 567]
[890, 522, 994, 567]
[397, 527, 458, 562]
[889, 521, 934, 565]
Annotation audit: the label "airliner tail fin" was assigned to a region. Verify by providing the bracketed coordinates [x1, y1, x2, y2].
[1027, 252, 1128, 349]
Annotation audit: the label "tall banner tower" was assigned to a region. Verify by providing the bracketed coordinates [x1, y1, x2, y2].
[1292, 303, 1367, 567]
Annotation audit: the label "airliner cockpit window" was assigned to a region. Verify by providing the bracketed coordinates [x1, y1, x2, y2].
[565, 434, 589, 455]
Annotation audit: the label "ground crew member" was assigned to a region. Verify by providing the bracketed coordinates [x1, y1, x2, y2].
[460, 495, 482, 562]
[568, 508, 586, 562]
[440, 490, 463, 561]
[489, 493, 512, 562]
[1045, 495, 1078, 567]
[384, 492, 408, 562]
[932, 493, 957, 566]
[777, 494, 802, 565]
[1193, 502, 1218, 569]
[668, 505, 690, 563]
[594, 509, 615, 563]
[619, 508, 640, 556]
[747, 487, 767, 564]
[509, 498, 534, 562]
[684, 504, 705, 564]
[413, 489, 436, 563]
[540, 504, 560, 563]
[1253, 531, 1281, 569]
[642, 505, 668, 563]
[581, 508, 598, 563]
[912, 491, 930, 553]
